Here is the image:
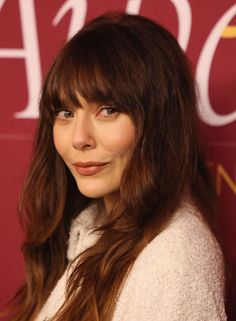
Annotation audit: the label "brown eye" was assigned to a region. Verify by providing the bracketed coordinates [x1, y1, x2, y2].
[55, 109, 74, 120]
[97, 106, 120, 118]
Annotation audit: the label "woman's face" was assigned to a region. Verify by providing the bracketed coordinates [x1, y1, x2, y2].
[53, 94, 135, 210]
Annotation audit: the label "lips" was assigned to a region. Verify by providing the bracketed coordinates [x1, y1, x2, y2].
[73, 161, 109, 176]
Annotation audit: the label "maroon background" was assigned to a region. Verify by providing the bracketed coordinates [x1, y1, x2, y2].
[0, 1, 235, 319]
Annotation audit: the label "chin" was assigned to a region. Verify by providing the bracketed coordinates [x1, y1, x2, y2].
[76, 182, 116, 199]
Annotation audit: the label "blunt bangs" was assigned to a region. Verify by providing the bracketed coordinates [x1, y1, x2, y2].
[43, 27, 146, 122]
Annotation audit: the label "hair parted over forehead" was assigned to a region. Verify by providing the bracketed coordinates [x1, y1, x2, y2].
[11, 13, 217, 321]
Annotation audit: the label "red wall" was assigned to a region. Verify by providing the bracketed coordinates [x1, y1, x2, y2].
[0, 1, 235, 319]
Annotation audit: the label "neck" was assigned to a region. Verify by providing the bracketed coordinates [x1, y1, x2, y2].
[95, 193, 119, 220]
[104, 192, 119, 215]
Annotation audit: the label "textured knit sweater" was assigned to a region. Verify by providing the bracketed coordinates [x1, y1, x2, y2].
[35, 202, 226, 321]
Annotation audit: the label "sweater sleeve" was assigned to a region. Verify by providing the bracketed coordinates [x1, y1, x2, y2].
[113, 211, 226, 321]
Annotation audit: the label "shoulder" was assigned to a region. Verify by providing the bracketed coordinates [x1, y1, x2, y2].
[134, 201, 225, 292]
[140, 202, 224, 275]
[113, 202, 226, 321]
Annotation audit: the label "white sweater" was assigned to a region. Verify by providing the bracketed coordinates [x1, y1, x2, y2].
[35, 202, 226, 321]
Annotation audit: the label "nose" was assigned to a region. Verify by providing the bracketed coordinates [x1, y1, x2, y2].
[72, 111, 96, 151]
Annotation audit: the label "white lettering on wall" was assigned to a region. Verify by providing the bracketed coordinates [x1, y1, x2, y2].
[0, 0, 41, 118]
[126, 0, 192, 50]
[196, 4, 236, 126]
[0, 0, 5, 11]
[126, 0, 142, 14]
[52, 0, 87, 39]
[171, 0, 191, 50]
[0, 0, 235, 125]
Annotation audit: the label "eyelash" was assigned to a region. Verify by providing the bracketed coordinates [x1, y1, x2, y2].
[97, 106, 119, 118]
[54, 105, 120, 120]
[54, 109, 74, 119]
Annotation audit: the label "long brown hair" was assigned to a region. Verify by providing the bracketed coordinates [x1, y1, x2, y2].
[9, 12, 217, 321]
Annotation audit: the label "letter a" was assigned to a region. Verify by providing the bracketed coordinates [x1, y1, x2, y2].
[0, 0, 41, 118]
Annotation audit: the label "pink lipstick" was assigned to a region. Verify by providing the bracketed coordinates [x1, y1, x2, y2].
[73, 162, 109, 176]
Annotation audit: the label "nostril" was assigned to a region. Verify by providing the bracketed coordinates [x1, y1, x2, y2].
[72, 142, 94, 151]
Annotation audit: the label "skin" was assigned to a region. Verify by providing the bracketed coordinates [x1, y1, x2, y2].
[53, 94, 136, 215]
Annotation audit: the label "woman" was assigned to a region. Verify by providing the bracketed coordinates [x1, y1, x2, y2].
[10, 12, 226, 321]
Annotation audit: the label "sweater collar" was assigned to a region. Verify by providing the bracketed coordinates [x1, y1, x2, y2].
[67, 203, 103, 261]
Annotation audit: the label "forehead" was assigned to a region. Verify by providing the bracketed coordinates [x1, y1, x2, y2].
[48, 59, 118, 112]
[67, 93, 109, 110]
[55, 90, 116, 112]
[45, 25, 144, 120]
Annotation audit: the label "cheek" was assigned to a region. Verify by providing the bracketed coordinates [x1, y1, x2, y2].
[100, 121, 135, 160]
[53, 126, 69, 160]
